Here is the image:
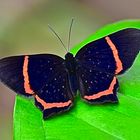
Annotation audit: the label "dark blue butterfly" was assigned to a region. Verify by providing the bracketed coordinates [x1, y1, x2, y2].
[0, 28, 140, 119]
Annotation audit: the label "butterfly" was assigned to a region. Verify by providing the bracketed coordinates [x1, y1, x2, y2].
[0, 21, 140, 119]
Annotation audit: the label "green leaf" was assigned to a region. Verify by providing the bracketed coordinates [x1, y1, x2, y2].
[14, 20, 140, 140]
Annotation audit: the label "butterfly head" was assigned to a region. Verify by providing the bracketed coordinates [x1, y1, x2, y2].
[65, 52, 74, 61]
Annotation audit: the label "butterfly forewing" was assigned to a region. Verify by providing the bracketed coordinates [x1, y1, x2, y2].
[0, 54, 64, 95]
[76, 28, 140, 75]
[0, 56, 29, 96]
[106, 28, 140, 74]
[27, 54, 64, 92]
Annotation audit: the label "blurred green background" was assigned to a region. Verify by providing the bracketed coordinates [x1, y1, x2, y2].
[0, 0, 140, 139]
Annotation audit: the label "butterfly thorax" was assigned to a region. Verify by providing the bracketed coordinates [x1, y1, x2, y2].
[65, 53, 77, 74]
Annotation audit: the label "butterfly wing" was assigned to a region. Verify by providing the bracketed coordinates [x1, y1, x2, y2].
[76, 28, 140, 75]
[0, 54, 64, 96]
[0, 54, 73, 118]
[75, 28, 140, 103]
[35, 70, 73, 119]
[78, 66, 119, 103]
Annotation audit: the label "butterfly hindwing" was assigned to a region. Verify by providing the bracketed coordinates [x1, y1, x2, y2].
[34, 70, 73, 119]
[78, 66, 119, 103]
[76, 28, 140, 75]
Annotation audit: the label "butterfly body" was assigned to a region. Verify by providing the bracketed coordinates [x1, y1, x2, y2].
[65, 52, 79, 95]
[0, 28, 140, 119]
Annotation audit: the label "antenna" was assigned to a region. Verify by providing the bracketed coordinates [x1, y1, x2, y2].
[48, 24, 68, 52]
[68, 18, 74, 52]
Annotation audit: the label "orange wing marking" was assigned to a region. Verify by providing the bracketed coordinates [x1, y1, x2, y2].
[105, 36, 123, 74]
[35, 95, 72, 110]
[84, 77, 117, 100]
[23, 56, 34, 94]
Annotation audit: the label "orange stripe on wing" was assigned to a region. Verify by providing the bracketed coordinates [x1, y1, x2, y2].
[105, 36, 123, 74]
[35, 95, 72, 110]
[84, 77, 117, 100]
[23, 56, 34, 94]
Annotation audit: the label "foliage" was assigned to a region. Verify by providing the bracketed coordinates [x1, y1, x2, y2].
[14, 20, 140, 140]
